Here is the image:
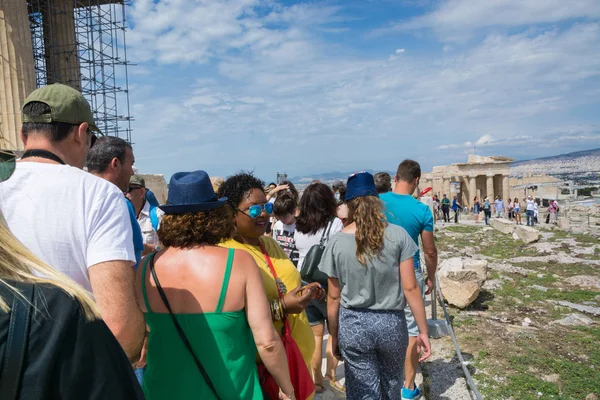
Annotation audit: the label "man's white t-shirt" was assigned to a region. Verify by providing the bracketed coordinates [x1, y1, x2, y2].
[526, 199, 536, 211]
[295, 217, 344, 271]
[0, 162, 135, 292]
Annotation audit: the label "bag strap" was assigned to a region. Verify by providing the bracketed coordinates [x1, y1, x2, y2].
[149, 254, 220, 399]
[316, 220, 334, 247]
[0, 281, 35, 400]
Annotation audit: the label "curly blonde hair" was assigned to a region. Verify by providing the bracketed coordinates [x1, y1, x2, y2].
[346, 196, 387, 265]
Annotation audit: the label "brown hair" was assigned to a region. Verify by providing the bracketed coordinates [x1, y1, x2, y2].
[347, 196, 387, 265]
[396, 159, 421, 183]
[296, 182, 338, 235]
[273, 192, 297, 217]
[159, 206, 234, 248]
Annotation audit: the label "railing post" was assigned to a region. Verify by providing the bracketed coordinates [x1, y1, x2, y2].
[431, 285, 438, 320]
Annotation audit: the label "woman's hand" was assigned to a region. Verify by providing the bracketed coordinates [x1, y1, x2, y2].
[331, 335, 342, 360]
[282, 282, 323, 314]
[417, 332, 432, 362]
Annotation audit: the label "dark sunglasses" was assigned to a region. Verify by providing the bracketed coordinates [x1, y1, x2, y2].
[89, 130, 97, 148]
[242, 202, 273, 219]
[127, 185, 143, 193]
[0, 151, 16, 183]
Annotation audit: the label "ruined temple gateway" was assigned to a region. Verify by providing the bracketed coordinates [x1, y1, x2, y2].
[0, 0, 131, 152]
[419, 155, 563, 209]
[419, 155, 514, 209]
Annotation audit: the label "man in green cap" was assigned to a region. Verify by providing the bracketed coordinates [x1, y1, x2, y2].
[0, 84, 145, 361]
[126, 174, 164, 255]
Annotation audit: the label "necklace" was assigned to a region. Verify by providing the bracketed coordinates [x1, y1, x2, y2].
[238, 237, 287, 296]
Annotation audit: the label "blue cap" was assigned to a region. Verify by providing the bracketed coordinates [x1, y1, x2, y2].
[160, 170, 227, 215]
[345, 172, 379, 202]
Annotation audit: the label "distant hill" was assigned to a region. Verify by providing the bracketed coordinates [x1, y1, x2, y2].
[512, 148, 600, 166]
[289, 169, 394, 184]
[510, 148, 600, 178]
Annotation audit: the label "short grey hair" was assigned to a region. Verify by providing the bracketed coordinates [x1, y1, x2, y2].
[86, 136, 131, 173]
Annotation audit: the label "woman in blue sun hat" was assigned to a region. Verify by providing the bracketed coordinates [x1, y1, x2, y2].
[137, 170, 294, 399]
[319, 171, 432, 400]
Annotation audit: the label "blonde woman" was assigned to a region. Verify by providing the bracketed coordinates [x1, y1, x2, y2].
[320, 172, 432, 400]
[0, 213, 144, 399]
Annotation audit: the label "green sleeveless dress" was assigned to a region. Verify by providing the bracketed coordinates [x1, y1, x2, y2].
[142, 248, 263, 399]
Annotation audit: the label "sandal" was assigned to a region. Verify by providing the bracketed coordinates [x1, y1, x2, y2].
[314, 383, 325, 394]
[323, 378, 346, 394]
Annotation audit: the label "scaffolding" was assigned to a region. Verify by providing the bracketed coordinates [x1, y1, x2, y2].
[27, 0, 132, 142]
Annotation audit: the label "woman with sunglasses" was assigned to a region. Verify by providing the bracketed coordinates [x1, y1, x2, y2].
[218, 173, 325, 399]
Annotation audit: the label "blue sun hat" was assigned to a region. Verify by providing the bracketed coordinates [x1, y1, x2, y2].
[160, 170, 227, 215]
[345, 171, 379, 202]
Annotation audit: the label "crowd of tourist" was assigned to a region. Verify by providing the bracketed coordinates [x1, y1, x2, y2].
[0, 84, 437, 400]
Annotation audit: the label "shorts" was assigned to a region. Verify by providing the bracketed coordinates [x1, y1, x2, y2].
[306, 297, 328, 326]
[405, 267, 426, 337]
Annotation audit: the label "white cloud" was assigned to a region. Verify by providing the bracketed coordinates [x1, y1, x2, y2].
[127, 1, 600, 178]
[476, 135, 493, 146]
[383, 0, 600, 41]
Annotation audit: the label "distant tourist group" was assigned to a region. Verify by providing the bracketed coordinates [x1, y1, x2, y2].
[0, 84, 439, 400]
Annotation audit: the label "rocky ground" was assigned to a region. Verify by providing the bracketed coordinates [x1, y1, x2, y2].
[316, 218, 599, 400]
[433, 221, 600, 400]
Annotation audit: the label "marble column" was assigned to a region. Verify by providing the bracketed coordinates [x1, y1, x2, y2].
[42, 0, 81, 89]
[442, 178, 450, 195]
[0, 0, 36, 151]
[502, 174, 510, 201]
[469, 175, 477, 207]
[486, 174, 494, 200]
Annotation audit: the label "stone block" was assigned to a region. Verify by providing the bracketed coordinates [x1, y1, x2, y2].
[490, 218, 516, 234]
[515, 225, 540, 244]
[439, 275, 482, 309]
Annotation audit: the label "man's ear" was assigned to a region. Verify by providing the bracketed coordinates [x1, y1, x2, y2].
[74, 122, 89, 147]
[110, 156, 120, 171]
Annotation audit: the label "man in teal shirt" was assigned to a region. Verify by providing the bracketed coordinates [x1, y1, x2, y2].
[380, 159, 438, 400]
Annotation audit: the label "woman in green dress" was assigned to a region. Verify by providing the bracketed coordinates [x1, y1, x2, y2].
[135, 170, 295, 399]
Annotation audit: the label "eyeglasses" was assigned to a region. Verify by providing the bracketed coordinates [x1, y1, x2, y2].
[241, 202, 273, 219]
[0, 150, 16, 182]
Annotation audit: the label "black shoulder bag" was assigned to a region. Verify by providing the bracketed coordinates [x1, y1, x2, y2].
[149, 254, 221, 399]
[0, 282, 35, 400]
[300, 220, 333, 291]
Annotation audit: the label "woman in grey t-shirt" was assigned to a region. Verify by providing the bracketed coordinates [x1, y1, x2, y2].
[319, 172, 432, 400]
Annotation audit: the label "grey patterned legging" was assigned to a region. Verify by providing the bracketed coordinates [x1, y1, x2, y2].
[339, 307, 409, 400]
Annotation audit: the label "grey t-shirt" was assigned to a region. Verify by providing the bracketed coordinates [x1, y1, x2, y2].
[319, 224, 418, 311]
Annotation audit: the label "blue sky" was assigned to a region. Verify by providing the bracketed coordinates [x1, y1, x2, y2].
[125, 0, 600, 182]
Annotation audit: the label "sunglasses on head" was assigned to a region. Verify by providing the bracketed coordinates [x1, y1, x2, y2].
[243, 202, 273, 219]
[0, 150, 16, 183]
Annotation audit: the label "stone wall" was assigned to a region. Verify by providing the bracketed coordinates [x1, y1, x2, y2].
[140, 174, 168, 205]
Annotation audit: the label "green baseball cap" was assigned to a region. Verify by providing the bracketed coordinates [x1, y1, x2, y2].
[21, 83, 102, 134]
[129, 175, 146, 188]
